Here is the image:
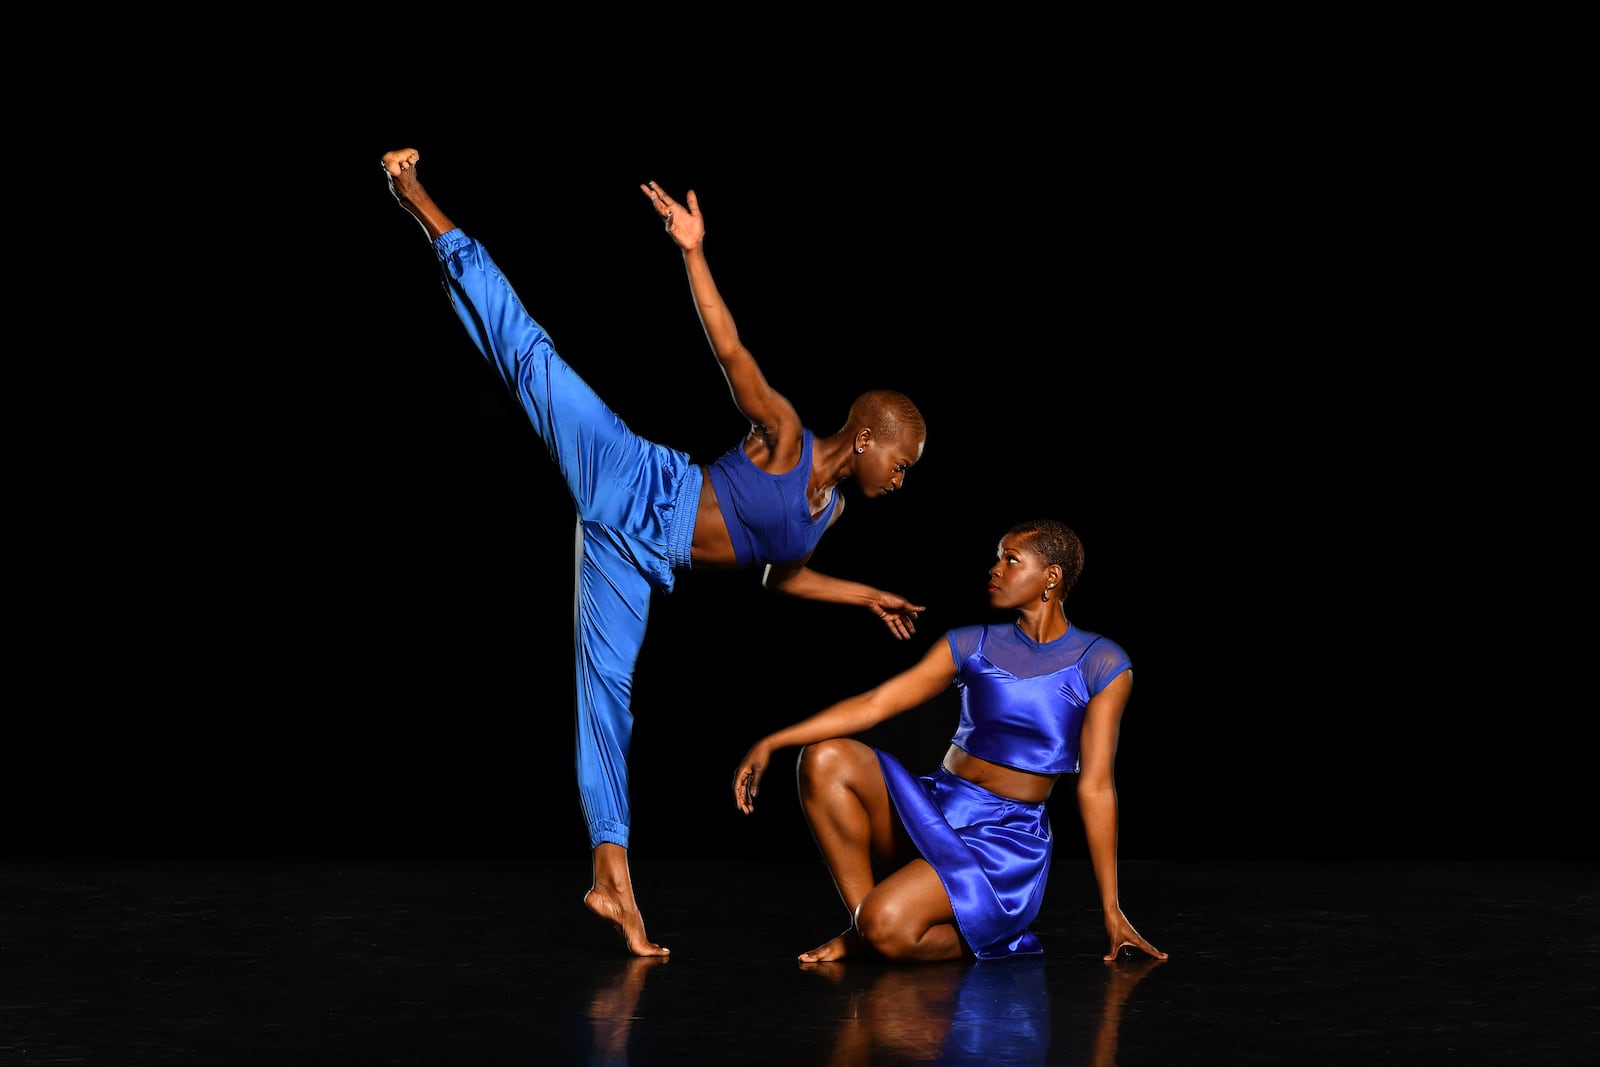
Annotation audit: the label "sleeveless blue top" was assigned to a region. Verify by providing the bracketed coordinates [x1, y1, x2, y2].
[705, 429, 839, 568]
[945, 622, 1131, 774]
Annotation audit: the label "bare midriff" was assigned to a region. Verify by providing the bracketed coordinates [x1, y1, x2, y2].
[689, 468, 740, 568]
[942, 746, 1058, 804]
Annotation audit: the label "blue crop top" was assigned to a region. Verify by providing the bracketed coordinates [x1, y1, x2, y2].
[944, 622, 1131, 775]
[704, 429, 839, 568]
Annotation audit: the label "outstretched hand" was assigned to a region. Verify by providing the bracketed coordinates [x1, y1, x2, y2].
[640, 181, 704, 251]
[731, 744, 771, 815]
[871, 592, 927, 641]
[1103, 906, 1167, 962]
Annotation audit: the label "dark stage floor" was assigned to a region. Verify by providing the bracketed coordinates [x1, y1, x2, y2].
[5, 857, 1595, 1065]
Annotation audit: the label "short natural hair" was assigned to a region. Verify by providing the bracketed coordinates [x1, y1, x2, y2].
[1006, 519, 1085, 596]
[843, 390, 926, 444]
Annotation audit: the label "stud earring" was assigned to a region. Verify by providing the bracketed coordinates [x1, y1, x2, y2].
[855, 446, 864, 454]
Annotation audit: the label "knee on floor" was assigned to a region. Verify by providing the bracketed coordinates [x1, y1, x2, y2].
[854, 896, 918, 960]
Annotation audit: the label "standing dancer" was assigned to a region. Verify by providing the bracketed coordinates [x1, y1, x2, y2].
[381, 148, 928, 956]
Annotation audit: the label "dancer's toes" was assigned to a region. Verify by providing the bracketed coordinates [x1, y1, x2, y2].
[380, 148, 419, 175]
[798, 930, 861, 963]
[585, 887, 669, 958]
[380, 149, 427, 206]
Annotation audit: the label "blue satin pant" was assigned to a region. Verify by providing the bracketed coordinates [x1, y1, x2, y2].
[435, 229, 701, 849]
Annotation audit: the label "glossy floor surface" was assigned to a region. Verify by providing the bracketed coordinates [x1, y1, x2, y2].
[6, 857, 1595, 1066]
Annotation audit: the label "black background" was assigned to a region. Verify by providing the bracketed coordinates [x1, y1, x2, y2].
[21, 70, 1582, 867]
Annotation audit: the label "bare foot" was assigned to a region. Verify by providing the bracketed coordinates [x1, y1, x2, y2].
[380, 148, 423, 201]
[379, 148, 455, 241]
[585, 886, 669, 958]
[799, 929, 868, 963]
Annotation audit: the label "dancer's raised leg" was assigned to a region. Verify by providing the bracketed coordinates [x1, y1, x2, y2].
[381, 148, 455, 241]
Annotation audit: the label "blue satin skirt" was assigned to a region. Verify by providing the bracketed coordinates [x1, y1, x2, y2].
[876, 753, 1052, 959]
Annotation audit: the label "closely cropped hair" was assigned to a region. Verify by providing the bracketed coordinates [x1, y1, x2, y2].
[845, 390, 926, 444]
[1008, 519, 1085, 596]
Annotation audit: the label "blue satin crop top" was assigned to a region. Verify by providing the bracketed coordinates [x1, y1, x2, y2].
[944, 622, 1131, 775]
[704, 429, 839, 568]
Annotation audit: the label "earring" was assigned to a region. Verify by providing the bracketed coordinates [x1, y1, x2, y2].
[1041, 590, 1050, 602]
[855, 446, 864, 454]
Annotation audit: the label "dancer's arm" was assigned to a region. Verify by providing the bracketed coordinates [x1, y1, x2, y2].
[641, 182, 803, 449]
[641, 180, 924, 640]
[1076, 669, 1167, 961]
[732, 641, 956, 814]
[762, 560, 925, 641]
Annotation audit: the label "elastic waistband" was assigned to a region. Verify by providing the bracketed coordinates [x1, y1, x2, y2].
[665, 463, 702, 572]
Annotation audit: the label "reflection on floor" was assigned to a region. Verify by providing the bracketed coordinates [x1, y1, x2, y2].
[3, 858, 1595, 1065]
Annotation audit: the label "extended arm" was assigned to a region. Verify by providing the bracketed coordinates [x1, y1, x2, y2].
[732, 641, 957, 814]
[762, 559, 926, 641]
[1076, 669, 1167, 961]
[640, 182, 800, 439]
